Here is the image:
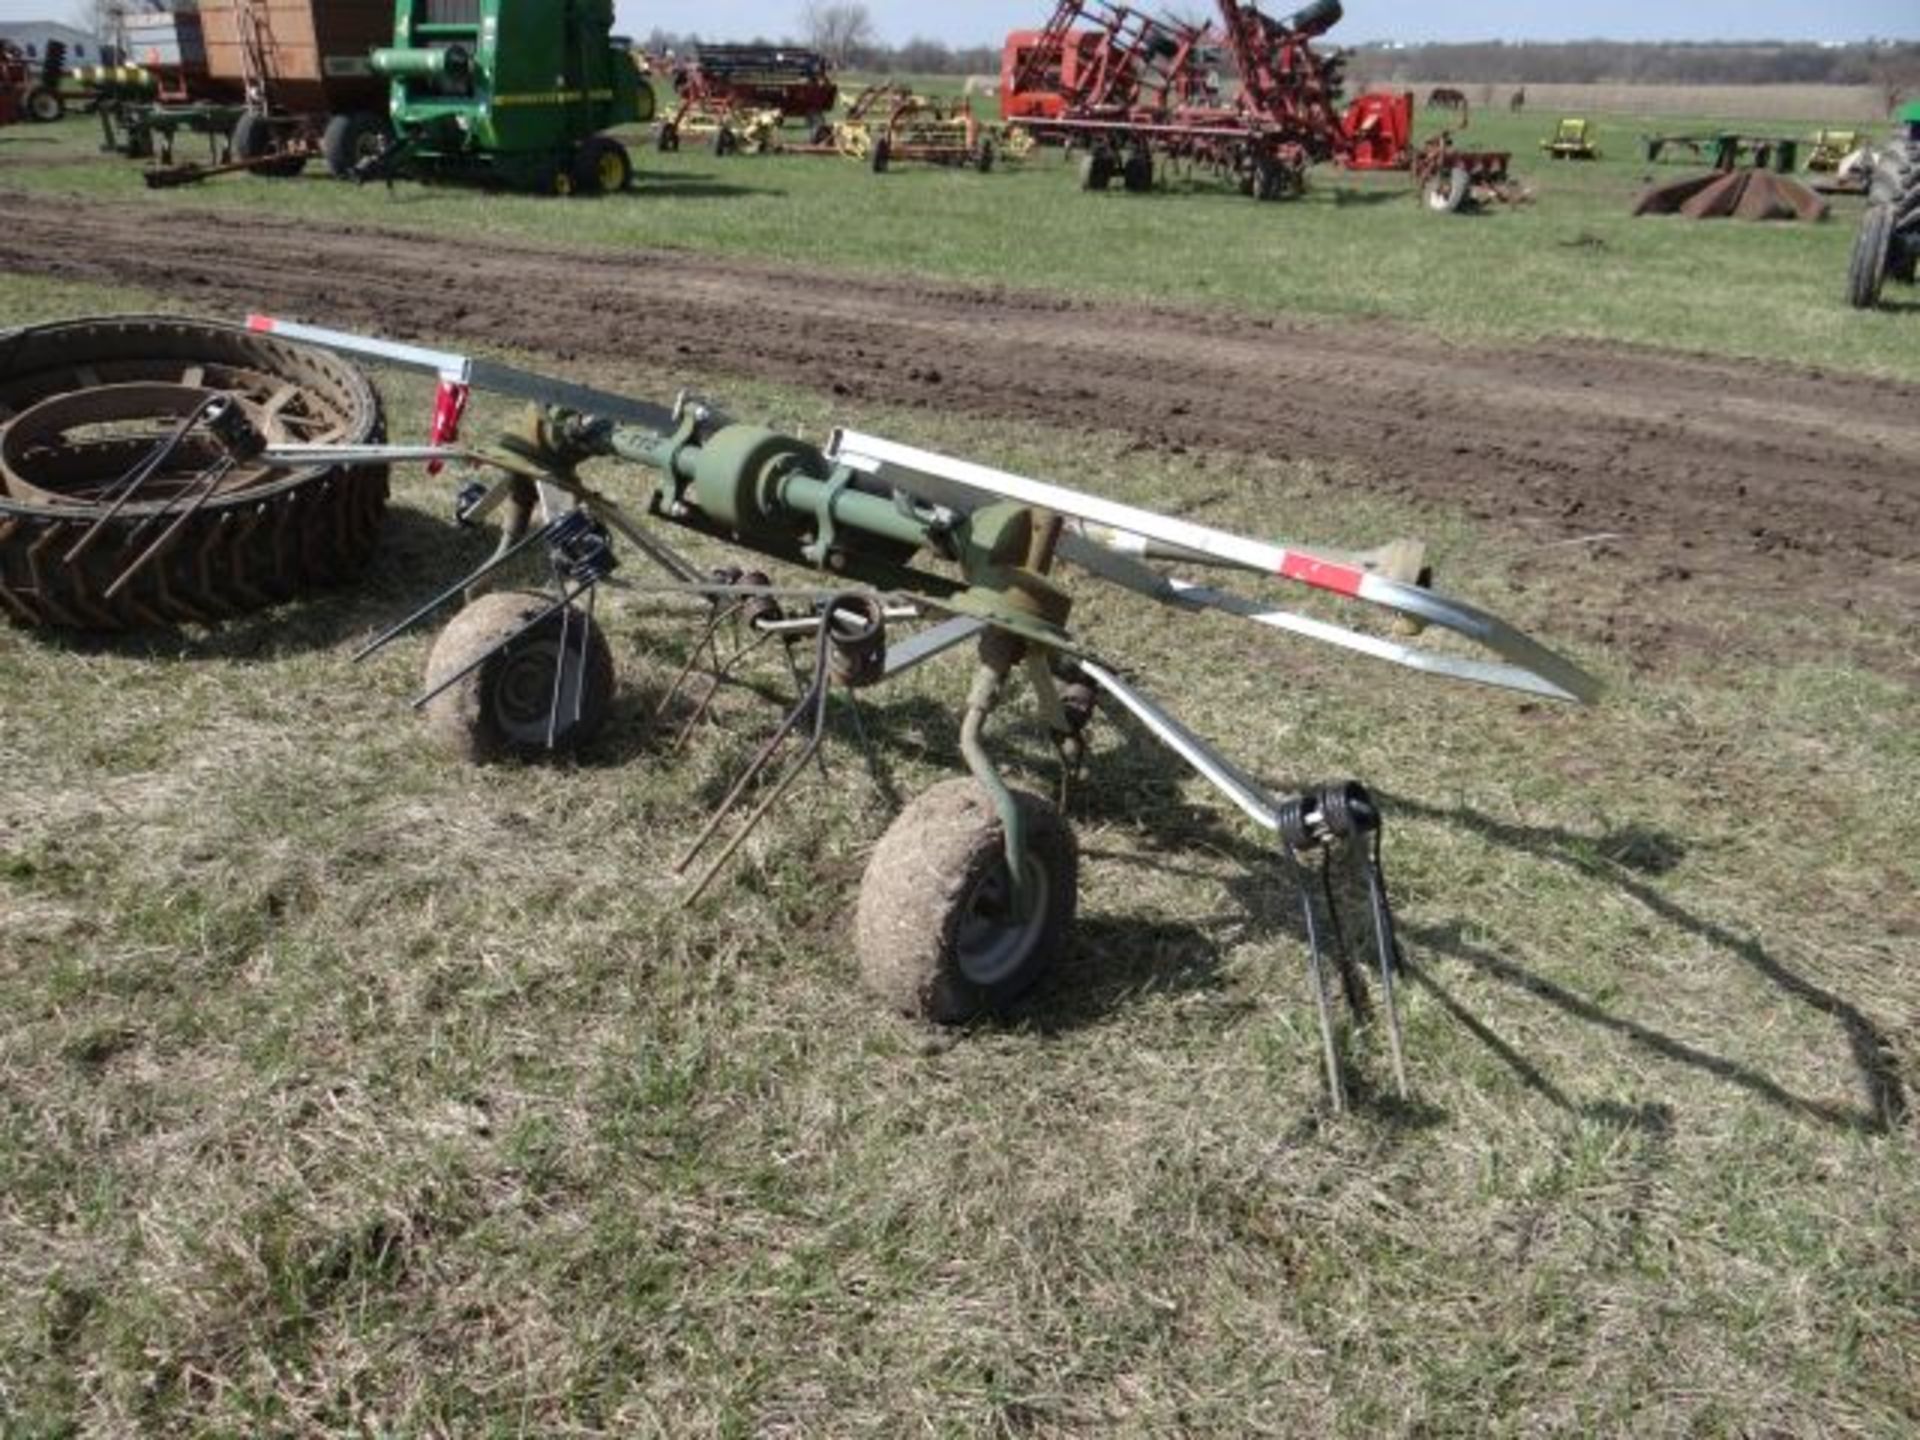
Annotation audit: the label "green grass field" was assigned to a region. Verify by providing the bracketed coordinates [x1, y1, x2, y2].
[1, 105, 1912, 381]
[1, 104, 1917, 1437]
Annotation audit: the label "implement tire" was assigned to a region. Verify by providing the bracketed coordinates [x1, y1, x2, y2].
[857, 779, 1079, 1024]
[421, 590, 616, 764]
[0, 316, 387, 630]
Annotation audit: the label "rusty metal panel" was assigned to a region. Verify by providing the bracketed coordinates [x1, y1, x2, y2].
[197, 0, 390, 114]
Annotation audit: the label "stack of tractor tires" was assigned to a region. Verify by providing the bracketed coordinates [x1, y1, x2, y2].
[0, 316, 388, 630]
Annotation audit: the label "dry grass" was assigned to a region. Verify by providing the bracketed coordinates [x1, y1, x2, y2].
[1, 275, 1916, 1437]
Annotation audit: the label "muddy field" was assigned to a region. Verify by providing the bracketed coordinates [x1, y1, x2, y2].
[4, 191, 1915, 668]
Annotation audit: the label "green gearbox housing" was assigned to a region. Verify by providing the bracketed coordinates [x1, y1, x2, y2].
[374, 0, 655, 193]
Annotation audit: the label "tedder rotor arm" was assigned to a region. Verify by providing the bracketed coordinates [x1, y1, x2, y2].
[825, 429, 1601, 706]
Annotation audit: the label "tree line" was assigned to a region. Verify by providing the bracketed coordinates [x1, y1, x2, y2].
[1348, 40, 1920, 91]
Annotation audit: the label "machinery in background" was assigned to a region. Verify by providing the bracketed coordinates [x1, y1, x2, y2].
[1540, 117, 1600, 161]
[1, 37, 65, 125]
[360, 0, 653, 194]
[75, 2, 391, 184]
[1000, 0, 1515, 209]
[655, 44, 837, 155]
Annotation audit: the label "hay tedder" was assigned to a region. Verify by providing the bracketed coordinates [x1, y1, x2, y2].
[81, 310, 1591, 1112]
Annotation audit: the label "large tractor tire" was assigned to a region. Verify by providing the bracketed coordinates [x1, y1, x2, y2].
[856, 778, 1079, 1024]
[0, 316, 388, 630]
[1847, 204, 1893, 310]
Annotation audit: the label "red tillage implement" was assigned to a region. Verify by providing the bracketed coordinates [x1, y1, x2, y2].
[1002, 0, 1514, 206]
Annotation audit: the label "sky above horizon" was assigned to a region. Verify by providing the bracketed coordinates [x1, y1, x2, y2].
[0, 1, 1913, 46]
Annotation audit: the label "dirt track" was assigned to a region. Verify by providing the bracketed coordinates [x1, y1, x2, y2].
[4, 191, 1915, 668]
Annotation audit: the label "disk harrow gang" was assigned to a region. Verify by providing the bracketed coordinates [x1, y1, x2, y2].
[0, 317, 388, 630]
[231, 315, 1598, 1111]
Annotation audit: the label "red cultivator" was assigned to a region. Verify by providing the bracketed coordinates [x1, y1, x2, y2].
[1001, 0, 1515, 208]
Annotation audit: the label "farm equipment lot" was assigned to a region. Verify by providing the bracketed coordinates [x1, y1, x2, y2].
[1, 107, 1917, 1436]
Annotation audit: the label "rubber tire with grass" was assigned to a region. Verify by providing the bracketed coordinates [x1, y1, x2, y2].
[857, 779, 1079, 1024]
[1123, 151, 1153, 193]
[1848, 204, 1893, 310]
[571, 135, 632, 196]
[1424, 165, 1471, 214]
[322, 111, 391, 179]
[25, 86, 63, 123]
[1079, 149, 1114, 191]
[422, 590, 616, 764]
[231, 111, 307, 178]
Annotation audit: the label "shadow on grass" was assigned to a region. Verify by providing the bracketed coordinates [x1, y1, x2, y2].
[1385, 793, 1907, 1136]
[631, 177, 789, 201]
[24, 506, 495, 665]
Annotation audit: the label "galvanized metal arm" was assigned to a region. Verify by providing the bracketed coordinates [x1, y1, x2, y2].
[827, 430, 1601, 706]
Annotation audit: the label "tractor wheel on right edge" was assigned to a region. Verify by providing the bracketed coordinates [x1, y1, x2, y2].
[856, 778, 1079, 1024]
[1848, 204, 1894, 309]
[422, 590, 616, 764]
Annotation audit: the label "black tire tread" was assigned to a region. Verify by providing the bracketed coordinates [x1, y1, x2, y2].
[0, 316, 387, 630]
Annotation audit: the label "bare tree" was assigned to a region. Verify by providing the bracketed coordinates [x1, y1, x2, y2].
[1868, 47, 1920, 117]
[802, 3, 877, 68]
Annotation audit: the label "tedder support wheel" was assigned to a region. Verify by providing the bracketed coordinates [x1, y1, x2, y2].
[975, 139, 996, 174]
[1123, 151, 1154, 192]
[572, 135, 633, 196]
[422, 590, 616, 764]
[1848, 204, 1894, 309]
[0, 315, 388, 630]
[26, 86, 64, 123]
[1079, 149, 1114, 191]
[856, 778, 1079, 1024]
[322, 111, 392, 179]
[656, 122, 680, 152]
[871, 136, 892, 173]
